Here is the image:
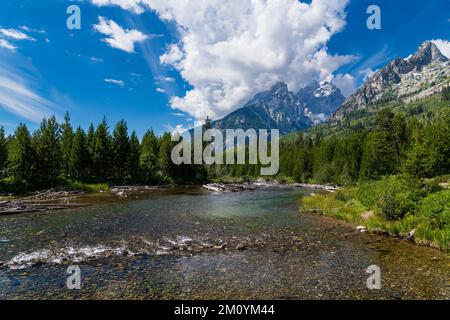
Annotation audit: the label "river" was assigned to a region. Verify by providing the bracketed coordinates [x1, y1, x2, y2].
[0, 186, 448, 299]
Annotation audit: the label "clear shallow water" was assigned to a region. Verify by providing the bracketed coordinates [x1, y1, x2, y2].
[0, 186, 448, 299]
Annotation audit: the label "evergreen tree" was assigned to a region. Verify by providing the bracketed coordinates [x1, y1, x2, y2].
[60, 112, 74, 178]
[420, 108, 450, 177]
[86, 123, 95, 178]
[112, 120, 130, 180]
[128, 131, 141, 181]
[70, 127, 88, 180]
[158, 133, 174, 180]
[93, 117, 112, 180]
[8, 124, 35, 184]
[0, 126, 7, 170]
[140, 129, 159, 183]
[442, 86, 450, 101]
[392, 112, 407, 165]
[360, 108, 399, 179]
[433, 108, 450, 175]
[33, 116, 61, 187]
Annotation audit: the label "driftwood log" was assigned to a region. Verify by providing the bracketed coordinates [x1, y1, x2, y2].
[0, 189, 86, 215]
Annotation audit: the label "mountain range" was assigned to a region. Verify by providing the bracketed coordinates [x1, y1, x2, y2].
[332, 41, 450, 121]
[210, 40, 449, 135]
[211, 81, 345, 135]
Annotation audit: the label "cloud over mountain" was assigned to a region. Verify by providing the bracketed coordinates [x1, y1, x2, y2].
[90, 0, 354, 121]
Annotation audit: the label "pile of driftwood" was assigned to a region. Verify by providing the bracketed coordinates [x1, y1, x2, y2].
[0, 190, 86, 215]
[293, 183, 341, 192]
[203, 182, 342, 193]
[110, 185, 172, 197]
[203, 183, 258, 192]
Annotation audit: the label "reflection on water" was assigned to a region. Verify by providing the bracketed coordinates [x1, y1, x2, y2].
[0, 186, 449, 299]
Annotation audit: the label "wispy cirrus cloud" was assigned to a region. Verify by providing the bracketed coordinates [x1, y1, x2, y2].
[93, 17, 148, 53]
[0, 27, 37, 52]
[91, 0, 146, 14]
[0, 28, 36, 41]
[0, 53, 55, 122]
[0, 39, 17, 51]
[19, 26, 46, 34]
[90, 56, 104, 63]
[104, 78, 125, 86]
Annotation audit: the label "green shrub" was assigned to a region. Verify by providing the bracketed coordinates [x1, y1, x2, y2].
[277, 176, 296, 184]
[375, 176, 423, 220]
[356, 180, 384, 208]
[417, 190, 450, 229]
[335, 187, 356, 202]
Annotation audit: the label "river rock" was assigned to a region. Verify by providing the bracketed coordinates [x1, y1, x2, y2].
[407, 229, 416, 241]
[356, 226, 367, 233]
[213, 244, 226, 250]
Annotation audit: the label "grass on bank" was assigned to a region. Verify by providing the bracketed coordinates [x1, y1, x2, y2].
[301, 175, 450, 252]
[58, 179, 110, 193]
[0, 177, 110, 195]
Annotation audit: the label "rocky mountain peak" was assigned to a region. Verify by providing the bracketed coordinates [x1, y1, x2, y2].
[246, 81, 295, 107]
[211, 81, 312, 135]
[271, 81, 289, 93]
[409, 41, 448, 66]
[314, 81, 338, 97]
[297, 81, 345, 118]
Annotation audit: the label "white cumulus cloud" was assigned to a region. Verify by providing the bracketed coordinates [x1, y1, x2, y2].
[91, 0, 354, 120]
[332, 73, 356, 98]
[93, 17, 148, 53]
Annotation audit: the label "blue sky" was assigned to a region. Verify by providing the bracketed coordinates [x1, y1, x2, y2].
[0, 0, 449, 137]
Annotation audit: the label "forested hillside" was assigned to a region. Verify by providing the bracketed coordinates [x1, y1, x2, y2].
[216, 90, 449, 184]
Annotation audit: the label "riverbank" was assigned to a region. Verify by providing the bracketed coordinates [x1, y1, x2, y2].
[1, 179, 339, 215]
[0, 179, 110, 196]
[0, 183, 175, 215]
[301, 175, 450, 252]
